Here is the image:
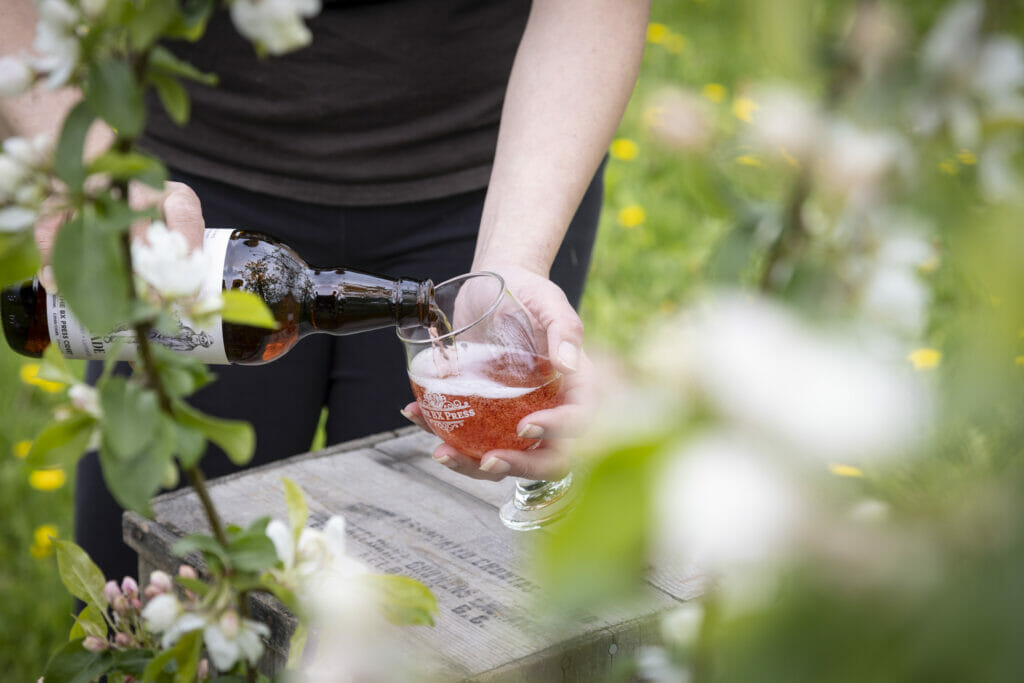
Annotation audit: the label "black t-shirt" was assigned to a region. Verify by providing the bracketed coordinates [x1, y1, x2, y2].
[140, 0, 530, 206]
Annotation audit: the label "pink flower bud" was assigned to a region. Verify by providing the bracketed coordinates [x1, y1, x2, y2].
[104, 580, 121, 604]
[143, 584, 160, 600]
[112, 594, 130, 616]
[114, 632, 133, 648]
[147, 570, 173, 595]
[178, 564, 198, 580]
[121, 576, 139, 599]
[131, 597, 142, 611]
[198, 658, 209, 680]
[83, 636, 108, 652]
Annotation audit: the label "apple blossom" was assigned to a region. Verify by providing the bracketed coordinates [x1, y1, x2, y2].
[230, 0, 322, 56]
[132, 221, 208, 300]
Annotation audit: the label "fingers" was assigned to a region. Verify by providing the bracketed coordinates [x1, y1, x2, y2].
[129, 181, 205, 249]
[399, 401, 434, 434]
[430, 441, 571, 482]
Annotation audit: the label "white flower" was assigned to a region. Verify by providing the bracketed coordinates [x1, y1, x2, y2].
[230, 0, 322, 55]
[818, 122, 909, 202]
[80, 0, 108, 20]
[33, 0, 82, 89]
[161, 613, 207, 650]
[660, 604, 704, 648]
[0, 206, 37, 232]
[669, 294, 930, 463]
[204, 610, 269, 672]
[655, 431, 805, 570]
[748, 86, 823, 162]
[140, 593, 182, 633]
[68, 383, 102, 417]
[0, 55, 34, 97]
[132, 221, 208, 300]
[268, 515, 368, 595]
[860, 263, 930, 338]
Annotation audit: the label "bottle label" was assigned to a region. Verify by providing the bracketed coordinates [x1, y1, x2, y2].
[46, 228, 232, 364]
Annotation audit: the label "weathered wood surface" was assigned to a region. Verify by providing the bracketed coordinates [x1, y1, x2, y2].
[124, 427, 706, 681]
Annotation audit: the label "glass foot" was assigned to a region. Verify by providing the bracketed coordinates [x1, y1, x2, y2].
[499, 474, 576, 531]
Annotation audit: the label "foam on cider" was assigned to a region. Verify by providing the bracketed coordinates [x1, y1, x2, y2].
[409, 341, 545, 398]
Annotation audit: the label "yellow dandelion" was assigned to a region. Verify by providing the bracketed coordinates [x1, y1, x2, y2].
[19, 363, 65, 393]
[736, 154, 764, 167]
[957, 149, 977, 165]
[829, 463, 865, 478]
[1015, 356, 1024, 368]
[732, 97, 758, 123]
[29, 468, 66, 492]
[664, 33, 686, 54]
[610, 138, 639, 161]
[30, 524, 58, 559]
[647, 23, 669, 44]
[908, 348, 942, 370]
[618, 205, 647, 229]
[13, 440, 32, 459]
[938, 159, 958, 175]
[918, 253, 941, 274]
[701, 83, 727, 103]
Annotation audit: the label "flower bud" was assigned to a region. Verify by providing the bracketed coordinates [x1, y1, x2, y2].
[178, 564, 198, 580]
[121, 576, 139, 599]
[219, 608, 240, 639]
[0, 55, 33, 98]
[112, 594, 130, 616]
[104, 580, 121, 605]
[148, 570, 173, 595]
[198, 658, 209, 680]
[114, 632, 133, 648]
[83, 635, 108, 652]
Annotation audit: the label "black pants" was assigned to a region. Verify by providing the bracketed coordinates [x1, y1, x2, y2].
[75, 165, 604, 581]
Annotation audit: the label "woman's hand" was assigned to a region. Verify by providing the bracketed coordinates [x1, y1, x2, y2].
[401, 266, 593, 481]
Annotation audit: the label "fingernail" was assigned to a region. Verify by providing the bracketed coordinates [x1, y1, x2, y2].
[479, 457, 511, 474]
[434, 453, 453, 466]
[518, 423, 544, 439]
[40, 265, 58, 293]
[400, 408, 414, 422]
[558, 341, 578, 372]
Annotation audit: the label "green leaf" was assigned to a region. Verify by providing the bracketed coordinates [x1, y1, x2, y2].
[43, 638, 112, 683]
[55, 539, 109, 611]
[99, 377, 160, 459]
[84, 58, 145, 138]
[164, 0, 216, 42]
[174, 576, 210, 597]
[150, 343, 214, 399]
[149, 45, 218, 85]
[98, 412, 175, 514]
[55, 101, 96, 191]
[52, 213, 132, 334]
[172, 420, 206, 468]
[110, 648, 155, 676]
[38, 343, 79, 385]
[0, 229, 40, 285]
[226, 517, 277, 573]
[282, 477, 309, 543]
[141, 629, 201, 683]
[173, 532, 228, 573]
[149, 73, 190, 126]
[220, 289, 279, 329]
[128, 0, 180, 51]
[88, 150, 168, 186]
[173, 401, 255, 466]
[359, 574, 439, 627]
[535, 440, 666, 613]
[69, 604, 109, 641]
[26, 413, 96, 469]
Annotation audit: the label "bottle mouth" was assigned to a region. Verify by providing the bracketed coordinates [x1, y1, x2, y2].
[396, 271, 505, 345]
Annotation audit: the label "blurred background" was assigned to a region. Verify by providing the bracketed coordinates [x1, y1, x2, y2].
[4, 0, 1024, 679]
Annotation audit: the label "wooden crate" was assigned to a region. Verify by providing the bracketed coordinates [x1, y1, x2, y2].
[124, 428, 705, 681]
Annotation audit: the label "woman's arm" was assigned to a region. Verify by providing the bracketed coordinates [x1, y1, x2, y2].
[413, 0, 651, 480]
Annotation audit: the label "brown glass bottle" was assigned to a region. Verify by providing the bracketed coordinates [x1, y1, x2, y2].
[1, 229, 435, 365]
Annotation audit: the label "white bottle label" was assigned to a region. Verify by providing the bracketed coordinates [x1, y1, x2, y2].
[46, 228, 233, 364]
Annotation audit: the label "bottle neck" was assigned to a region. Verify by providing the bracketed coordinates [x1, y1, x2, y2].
[306, 269, 434, 335]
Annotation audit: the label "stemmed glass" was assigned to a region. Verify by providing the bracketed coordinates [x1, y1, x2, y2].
[397, 272, 575, 530]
